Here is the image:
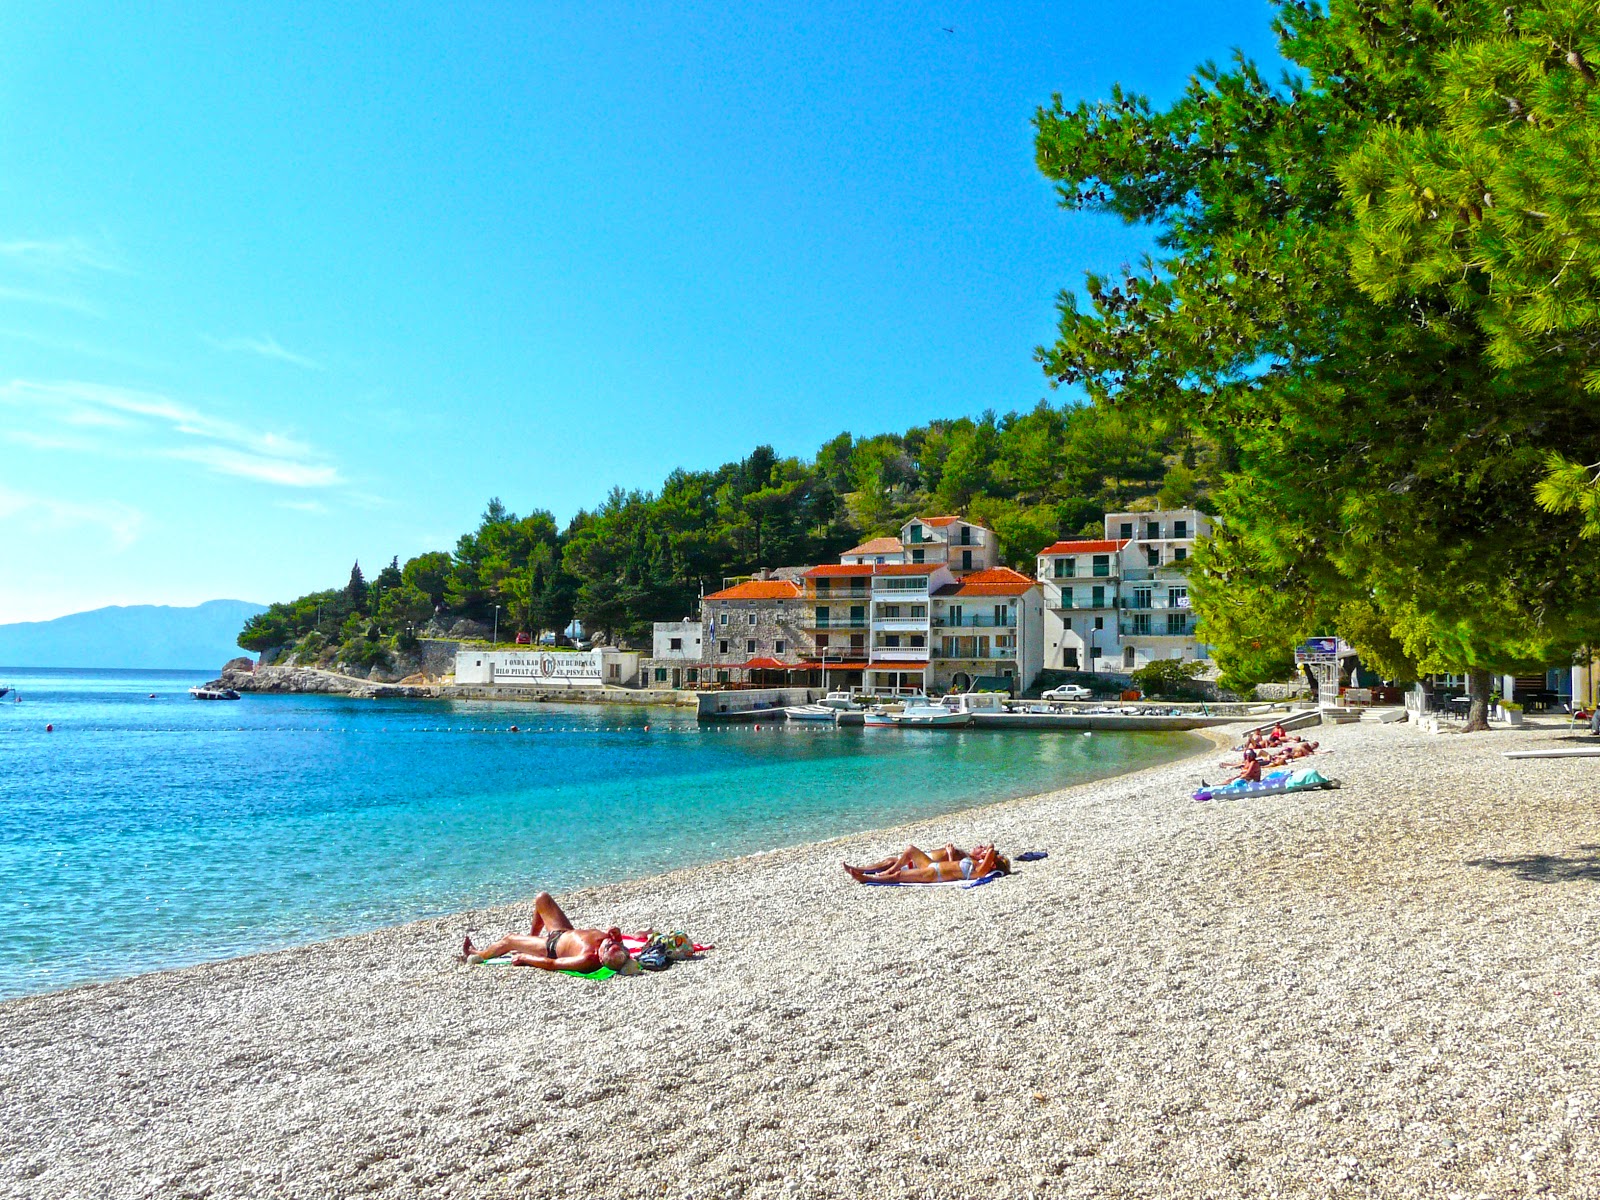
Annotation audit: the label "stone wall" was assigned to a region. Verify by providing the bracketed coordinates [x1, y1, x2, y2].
[700, 600, 814, 670]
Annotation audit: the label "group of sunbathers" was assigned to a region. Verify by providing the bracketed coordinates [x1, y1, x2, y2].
[1218, 725, 1321, 783]
[463, 841, 1015, 973]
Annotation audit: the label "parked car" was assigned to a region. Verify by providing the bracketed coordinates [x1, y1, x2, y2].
[1041, 684, 1094, 701]
[514, 632, 531, 645]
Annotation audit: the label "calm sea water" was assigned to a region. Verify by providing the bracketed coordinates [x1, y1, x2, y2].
[0, 667, 1202, 999]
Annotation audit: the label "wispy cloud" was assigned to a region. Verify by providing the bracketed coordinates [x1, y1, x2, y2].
[0, 484, 143, 550]
[0, 284, 100, 315]
[276, 499, 329, 514]
[0, 379, 343, 490]
[205, 333, 323, 370]
[0, 235, 126, 275]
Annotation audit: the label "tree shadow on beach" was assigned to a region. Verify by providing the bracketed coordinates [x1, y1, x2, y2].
[1466, 845, 1600, 884]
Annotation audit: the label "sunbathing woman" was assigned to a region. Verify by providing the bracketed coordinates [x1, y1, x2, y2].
[844, 843, 1009, 884]
[845, 842, 978, 876]
[460, 891, 641, 974]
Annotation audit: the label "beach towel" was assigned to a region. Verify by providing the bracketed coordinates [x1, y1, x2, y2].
[856, 850, 1044, 889]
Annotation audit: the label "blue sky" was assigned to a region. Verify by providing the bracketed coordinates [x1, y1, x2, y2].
[0, 1, 1283, 623]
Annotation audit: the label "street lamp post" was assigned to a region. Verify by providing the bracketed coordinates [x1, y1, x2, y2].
[492, 605, 501, 648]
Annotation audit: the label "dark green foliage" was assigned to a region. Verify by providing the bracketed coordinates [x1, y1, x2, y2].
[1032, 0, 1600, 728]
[1130, 657, 1208, 699]
[344, 562, 367, 611]
[241, 404, 1208, 653]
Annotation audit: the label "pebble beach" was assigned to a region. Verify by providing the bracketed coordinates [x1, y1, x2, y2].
[4, 718, 1599, 1199]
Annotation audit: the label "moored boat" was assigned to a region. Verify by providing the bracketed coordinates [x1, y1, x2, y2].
[782, 704, 839, 722]
[189, 685, 241, 701]
[865, 702, 972, 729]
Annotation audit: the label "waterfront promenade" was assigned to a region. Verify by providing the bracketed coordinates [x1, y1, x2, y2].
[4, 720, 1598, 1197]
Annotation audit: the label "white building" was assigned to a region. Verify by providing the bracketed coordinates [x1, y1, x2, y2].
[929, 567, 1044, 694]
[651, 620, 702, 662]
[455, 647, 641, 688]
[899, 515, 998, 576]
[1038, 509, 1214, 672]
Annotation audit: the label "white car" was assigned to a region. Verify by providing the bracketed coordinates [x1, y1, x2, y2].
[1040, 684, 1094, 701]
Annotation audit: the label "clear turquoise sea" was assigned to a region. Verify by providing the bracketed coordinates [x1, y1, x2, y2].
[0, 667, 1202, 999]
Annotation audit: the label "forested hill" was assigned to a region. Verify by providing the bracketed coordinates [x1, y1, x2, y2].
[239, 403, 1214, 661]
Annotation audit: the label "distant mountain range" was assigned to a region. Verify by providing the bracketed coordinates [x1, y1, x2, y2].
[0, 600, 267, 670]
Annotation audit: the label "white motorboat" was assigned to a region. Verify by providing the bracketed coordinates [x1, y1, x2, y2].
[190, 685, 241, 701]
[783, 704, 839, 722]
[817, 691, 865, 711]
[865, 702, 972, 729]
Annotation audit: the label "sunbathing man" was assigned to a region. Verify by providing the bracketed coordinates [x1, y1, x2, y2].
[844, 843, 1009, 884]
[460, 892, 641, 974]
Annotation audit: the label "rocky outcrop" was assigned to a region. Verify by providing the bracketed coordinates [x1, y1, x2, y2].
[218, 663, 441, 699]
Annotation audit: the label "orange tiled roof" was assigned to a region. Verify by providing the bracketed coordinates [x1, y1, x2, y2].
[804, 563, 876, 577]
[872, 563, 942, 575]
[703, 580, 801, 600]
[1039, 538, 1129, 555]
[919, 516, 962, 527]
[842, 537, 904, 556]
[935, 567, 1037, 597]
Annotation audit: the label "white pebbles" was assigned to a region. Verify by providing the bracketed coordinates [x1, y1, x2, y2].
[3, 719, 1599, 1198]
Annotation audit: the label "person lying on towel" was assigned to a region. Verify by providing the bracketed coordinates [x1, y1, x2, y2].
[843, 842, 1010, 884]
[460, 891, 641, 974]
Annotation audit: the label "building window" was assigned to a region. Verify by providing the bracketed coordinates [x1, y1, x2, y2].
[962, 550, 973, 570]
[1054, 558, 1074, 578]
[1169, 587, 1187, 607]
[1174, 520, 1188, 538]
[719, 611, 728, 626]
[850, 634, 865, 652]
[1167, 613, 1187, 635]
[909, 524, 923, 543]
[719, 640, 729, 654]
[748, 612, 757, 625]
[686, 668, 698, 683]
[1175, 547, 1188, 561]
[1133, 588, 1152, 609]
[654, 668, 667, 682]
[1064, 617, 1072, 631]
[816, 634, 830, 649]
[669, 637, 682, 650]
[1094, 616, 1104, 631]
[816, 606, 830, 626]
[883, 605, 900, 618]
[1146, 522, 1161, 539]
[910, 634, 924, 647]
[717, 670, 729, 683]
[815, 578, 830, 593]
[960, 526, 973, 545]
[775, 640, 785, 654]
[911, 547, 925, 564]
[1091, 585, 1105, 608]
[1120, 522, 1133, 539]
[1092, 555, 1110, 577]
[1147, 548, 1160, 567]
[885, 635, 901, 648]
[746, 639, 757, 654]
[1133, 613, 1152, 635]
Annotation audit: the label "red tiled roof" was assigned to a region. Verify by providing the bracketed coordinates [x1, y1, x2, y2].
[704, 580, 801, 600]
[872, 563, 942, 576]
[919, 516, 961, 527]
[1038, 539, 1129, 555]
[804, 563, 876, 577]
[842, 537, 904, 556]
[934, 567, 1037, 596]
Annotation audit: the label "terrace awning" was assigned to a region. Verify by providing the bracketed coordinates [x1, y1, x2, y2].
[738, 657, 793, 671]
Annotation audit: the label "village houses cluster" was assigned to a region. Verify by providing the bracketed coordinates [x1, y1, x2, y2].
[641, 508, 1214, 695]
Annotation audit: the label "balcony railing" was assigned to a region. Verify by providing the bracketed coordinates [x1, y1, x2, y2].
[1121, 564, 1190, 583]
[801, 618, 869, 630]
[933, 646, 1016, 660]
[932, 616, 1016, 628]
[872, 579, 929, 593]
[871, 646, 931, 662]
[1120, 619, 1195, 637]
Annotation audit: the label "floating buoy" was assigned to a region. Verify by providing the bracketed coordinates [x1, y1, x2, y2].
[509, 725, 519, 733]
[45, 724, 53, 732]
[149, 693, 156, 699]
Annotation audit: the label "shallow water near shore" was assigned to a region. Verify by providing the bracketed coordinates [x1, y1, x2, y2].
[0, 667, 1204, 998]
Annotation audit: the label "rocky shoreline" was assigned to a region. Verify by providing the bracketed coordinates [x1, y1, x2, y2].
[5, 719, 1600, 1197]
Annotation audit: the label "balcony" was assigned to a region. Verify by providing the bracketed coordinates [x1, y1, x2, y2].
[932, 615, 1016, 628]
[1121, 564, 1191, 583]
[803, 584, 871, 601]
[933, 646, 1016, 660]
[1120, 618, 1195, 637]
[800, 617, 869, 630]
[874, 615, 931, 633]
[872, 579, 929, 594]
[871, 645, 931, 662]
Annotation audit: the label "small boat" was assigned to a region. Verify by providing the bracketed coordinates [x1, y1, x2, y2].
[0, 686, 8, 700]
[817, 691, 866, 711]
[865, 702, 972, 729]
[189, 685, 241, 701]
[782, 704, 839, 722]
